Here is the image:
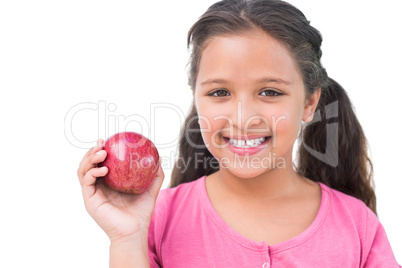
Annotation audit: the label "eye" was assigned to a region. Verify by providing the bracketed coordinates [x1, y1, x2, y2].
[260, 89, 283, 97]
[208, 89, 230, 97]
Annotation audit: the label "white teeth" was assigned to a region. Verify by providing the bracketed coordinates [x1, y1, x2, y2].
[228, 137, 267, 148]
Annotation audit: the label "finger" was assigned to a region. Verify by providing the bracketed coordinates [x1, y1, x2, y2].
[81, 166, 108, 200]
[156, 158, 164, 179]
[87, 149, 108, 168]
[84, 139, 105, 158]
[78, 139, 103, 179]
[78, 144, 107, 179]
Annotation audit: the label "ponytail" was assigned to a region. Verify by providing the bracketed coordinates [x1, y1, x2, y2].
[295, 78, 377, 215]
[170, 105, 219, 188]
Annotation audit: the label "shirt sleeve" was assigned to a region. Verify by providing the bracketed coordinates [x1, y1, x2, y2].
[148, 216, 160, 267]
[148, 192, 166, 268]
[362, 208, 401, 267]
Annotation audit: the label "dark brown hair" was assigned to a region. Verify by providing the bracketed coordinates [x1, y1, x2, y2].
[170, 0, 376, 214]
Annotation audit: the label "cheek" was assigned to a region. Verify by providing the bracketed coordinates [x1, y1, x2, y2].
[269, 104, 303, 144]
[196, 101, 224, 147]
[197, 104, 214, 133]
[197, 100, 229, 130]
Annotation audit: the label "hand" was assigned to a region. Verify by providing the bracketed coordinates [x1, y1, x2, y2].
[77, 139, 164, 243]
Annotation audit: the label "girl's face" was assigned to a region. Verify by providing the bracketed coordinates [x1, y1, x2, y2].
[194, 30, 320, 179]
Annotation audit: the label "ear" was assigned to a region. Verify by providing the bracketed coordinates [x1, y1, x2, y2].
[302, 88, 321, 122]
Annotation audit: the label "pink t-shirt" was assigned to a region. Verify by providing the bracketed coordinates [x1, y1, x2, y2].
[148, 176, 400, 267]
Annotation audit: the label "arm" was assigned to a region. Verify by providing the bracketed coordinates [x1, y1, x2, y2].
[362, 208, 401, 267]
[110, 232, 150, 268]
[77, 139, 164, 268]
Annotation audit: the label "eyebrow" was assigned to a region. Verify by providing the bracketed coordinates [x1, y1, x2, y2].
[200, 77, 292, 86]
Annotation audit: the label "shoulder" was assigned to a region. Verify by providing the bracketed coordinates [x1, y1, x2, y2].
[318, 182, 381, 237]
[319, 182, 374, 217]
[148, 177, 205, 265]
[149, 176, 204, 231]
[149, 176, 206, 245]
[152, 176, 205, 219]
[157, 177, 203, 204]
[319, 183, 385, 252]
[320, 184, 400, 266]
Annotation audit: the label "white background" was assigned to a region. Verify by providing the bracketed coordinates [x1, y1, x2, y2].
[0, 0, 401, 267]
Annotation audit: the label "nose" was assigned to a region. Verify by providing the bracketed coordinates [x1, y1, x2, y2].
[231, 99, 268, 133]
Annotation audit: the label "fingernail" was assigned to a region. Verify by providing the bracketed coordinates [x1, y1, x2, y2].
[96, 150, 103, 155]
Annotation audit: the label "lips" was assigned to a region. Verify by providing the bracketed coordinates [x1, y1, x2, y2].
[223, 136, 271, 156]
[226, 137, 267, 148]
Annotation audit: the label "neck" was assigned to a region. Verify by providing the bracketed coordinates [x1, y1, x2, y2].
[214, 155, 308, 203]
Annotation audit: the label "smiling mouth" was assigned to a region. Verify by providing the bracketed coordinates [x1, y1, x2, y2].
[223, 136, 271, 149]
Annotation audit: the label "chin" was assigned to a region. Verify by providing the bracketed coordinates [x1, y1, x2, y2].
[222, 164, 272, 180]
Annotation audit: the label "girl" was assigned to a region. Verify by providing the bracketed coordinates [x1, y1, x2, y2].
[77, 0, 400, 267]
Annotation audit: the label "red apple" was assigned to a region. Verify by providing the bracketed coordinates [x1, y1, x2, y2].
[98, 132, 160, 194]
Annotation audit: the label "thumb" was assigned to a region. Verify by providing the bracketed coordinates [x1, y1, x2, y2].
[146, 159, 164, 201]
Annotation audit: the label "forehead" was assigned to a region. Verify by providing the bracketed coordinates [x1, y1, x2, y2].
[196, 30, 302, 87]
